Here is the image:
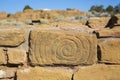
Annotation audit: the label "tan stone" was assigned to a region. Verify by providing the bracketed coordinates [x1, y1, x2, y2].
[0, 70, 15, 79]
[7, 49, 26, 64]
[98, 27, 120, 38]
[17, 67, 72, 80]
[98, 38, 120, 64]
[59, 25, 93, 33]
[116, 14, 120, 24]
[23, 9, 33, 13]
[0, 12, 7, 19]
[0, 49, 7, 64]
[74, 64, 120, 80]
[88, 17, 110, 29]
[0, 29, 26, 47]
[30, 29, 97, 65]
[8, 9, 86, 21]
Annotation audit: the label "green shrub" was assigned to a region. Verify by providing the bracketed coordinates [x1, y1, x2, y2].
[23, 5, 33, 11]
[25, 20, 32, 25]
[0, 19, 24, 26]
[55, 15, 65, 21]
[40, 19, 49, 24]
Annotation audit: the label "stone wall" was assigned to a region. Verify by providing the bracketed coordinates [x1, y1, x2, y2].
[9, 9, 86, 22]
[0, 25, 120, 80]
[0, 12, 7, 19]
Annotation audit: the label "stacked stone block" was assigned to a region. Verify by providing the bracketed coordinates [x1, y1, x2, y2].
[0, 24, 120, 80]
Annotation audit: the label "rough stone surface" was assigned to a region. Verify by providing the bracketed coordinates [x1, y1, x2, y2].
[98, 38, 120, 64]
[0, 29, 26, 47]
[0, 12, 7, 19]
[7, 48, 27, 64]
[0, 49, 7, 64]
[16, 28, 31, 52]
[116, 14, 120, 24]
[9, 9, 86, 21]
[0, 70, 15, 79]
[97, 27, 120, 38]
[30, 29, 97, 65]
[74, 64, 120, 80]
[17, 67, 72, 80]
[88, 17, 110, 29]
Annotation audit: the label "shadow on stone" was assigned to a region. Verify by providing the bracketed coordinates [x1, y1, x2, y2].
[105, 15, 118, 29]
[85, 21, 91, 28]
[97, 45, 101, 62]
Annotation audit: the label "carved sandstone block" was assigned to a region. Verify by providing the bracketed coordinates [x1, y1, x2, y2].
[17, 67, 72, 80]
[74, 64, 120, 80]
[0, 29, 26, 47]
[30, 29, 97, 65]
[98, 38, 120, 64]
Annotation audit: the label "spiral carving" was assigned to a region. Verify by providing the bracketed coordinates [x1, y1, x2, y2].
[30, 30, 95, 65]
[52, 36, 90, 63]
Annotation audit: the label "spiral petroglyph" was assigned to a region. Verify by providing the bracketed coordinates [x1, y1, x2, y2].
[30, 30, 97, 65]
[52, 36, 90, 63]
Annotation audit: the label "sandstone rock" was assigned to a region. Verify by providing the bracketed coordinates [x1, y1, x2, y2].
[0, 12, 7, 19]
[98, 38, 120, 64]
[23, 9, 33, 13]
[0, 70, 15, 79]
[17, 67, 72, 80]
[74, 64, 120, 80]
[88, 17, 110, 29]
[116, 14, 120, 24]
[16, 28, 31, 52]
[97, 27, 120, 38]
[0, 49, 7, 65]
[0, 29, 26, 47]
[30, 29, 97, 65]
[7, 49, 26, 64]
[8, 9, 86, 21]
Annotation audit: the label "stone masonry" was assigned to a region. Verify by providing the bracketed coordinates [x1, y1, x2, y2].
[0, 18, 120, 80]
